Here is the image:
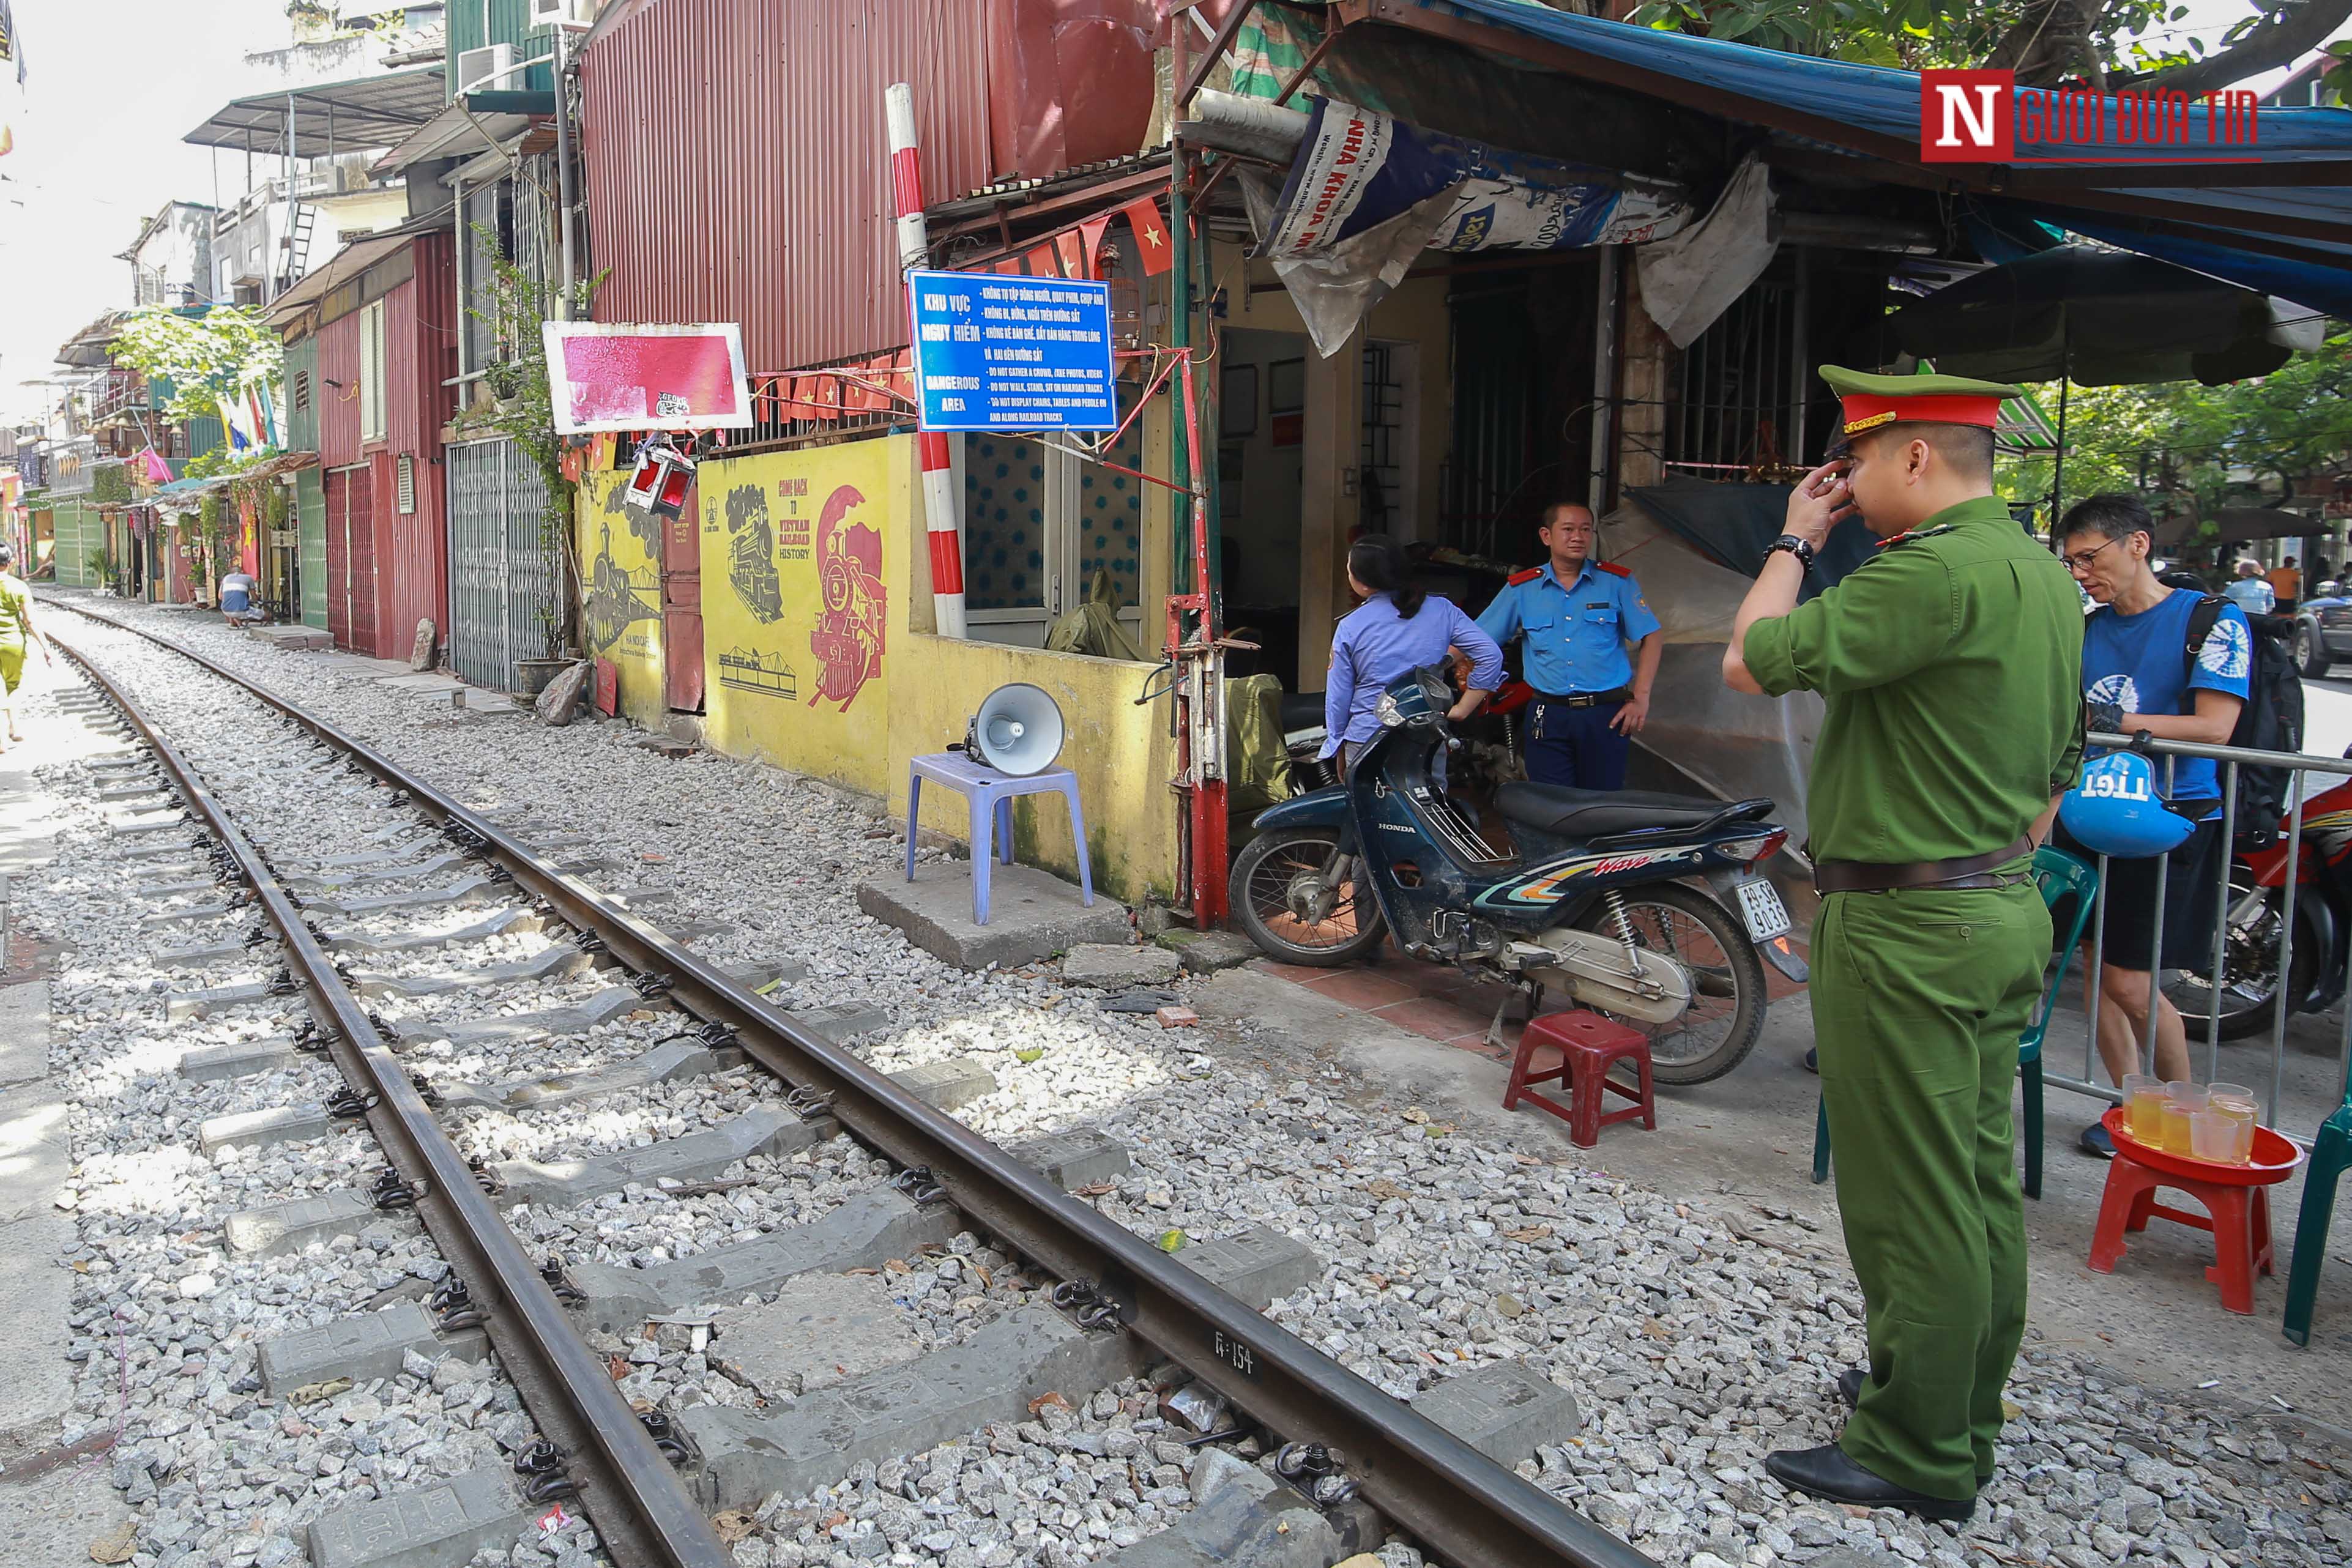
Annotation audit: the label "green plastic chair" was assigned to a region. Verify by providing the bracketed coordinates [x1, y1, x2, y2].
[1812, 845, 2099, 1200]
[2283, 1069, 2351, 1347]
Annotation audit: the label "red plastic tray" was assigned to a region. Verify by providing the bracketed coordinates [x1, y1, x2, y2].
[2102, 1106, 2304, 1187]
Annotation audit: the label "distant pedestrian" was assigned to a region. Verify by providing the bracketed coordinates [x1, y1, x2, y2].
[2222, 559, 2276, 615]
[2268, 555, 2303, 614]
[0, 544, 54, 752]
[219, 569, 259, 625]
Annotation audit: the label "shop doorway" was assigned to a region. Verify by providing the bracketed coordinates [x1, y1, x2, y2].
[662, 489, 705, 712]
[1216, 327, 1309, 686]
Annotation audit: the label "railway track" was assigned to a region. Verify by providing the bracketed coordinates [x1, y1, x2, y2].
[39, 598, 1657, 1568]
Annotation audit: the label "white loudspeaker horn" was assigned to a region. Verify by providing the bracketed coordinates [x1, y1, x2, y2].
[964, 683, 1065, 776]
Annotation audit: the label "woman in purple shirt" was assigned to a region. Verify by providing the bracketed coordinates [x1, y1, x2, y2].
[1323, 535, 1503, 773]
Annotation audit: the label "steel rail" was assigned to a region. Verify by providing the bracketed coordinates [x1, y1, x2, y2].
[45, 598, 1659, 1568]
[47, 624, 735, 1568]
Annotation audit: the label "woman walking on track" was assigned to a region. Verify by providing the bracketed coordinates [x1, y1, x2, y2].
[0, 544, 54, 752]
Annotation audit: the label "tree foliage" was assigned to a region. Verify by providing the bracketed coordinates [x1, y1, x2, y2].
[110, 306, 285, 426]
[1997, 324, 2352, 540]
[1628, 0, 2352, 92]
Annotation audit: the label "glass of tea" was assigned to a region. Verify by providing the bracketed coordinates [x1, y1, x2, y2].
[2162, 1083, 2209, 1157]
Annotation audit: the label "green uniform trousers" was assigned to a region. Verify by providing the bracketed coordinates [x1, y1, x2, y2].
[1812, 877, 2048, 1501]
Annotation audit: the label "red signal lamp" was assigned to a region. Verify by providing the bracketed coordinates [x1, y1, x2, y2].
[625, 439, 697, 521]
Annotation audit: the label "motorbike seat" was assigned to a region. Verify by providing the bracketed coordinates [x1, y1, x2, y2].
[1495, 781, 1744, 839]
[1279, 692, 1328, 733]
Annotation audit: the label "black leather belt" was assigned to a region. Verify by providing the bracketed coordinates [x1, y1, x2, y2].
[1814, 836, 2035, 896]
[1535, 687, 1632, 709]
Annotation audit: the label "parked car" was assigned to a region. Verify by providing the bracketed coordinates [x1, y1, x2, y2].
[2293, 581, 2351, 677]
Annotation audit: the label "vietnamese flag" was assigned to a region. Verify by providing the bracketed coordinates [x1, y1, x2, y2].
[1054, 229, 1085, 280]
[1123, 196, 1172, 275]
[1079, 214, 1114, 280]
[1025, 244, 1062, 278]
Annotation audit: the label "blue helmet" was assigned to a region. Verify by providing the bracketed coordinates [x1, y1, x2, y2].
[2059, 752, 2196, 858]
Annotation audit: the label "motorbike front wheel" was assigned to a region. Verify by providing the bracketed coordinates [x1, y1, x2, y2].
[2168, 874, 2323, 1042]
[1230, 828, 1390, 967]
[1575, 883, 1768, 1086]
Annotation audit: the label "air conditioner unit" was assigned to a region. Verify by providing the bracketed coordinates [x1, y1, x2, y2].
[456, 42, 518, 95]
[530, 0, 595, 29]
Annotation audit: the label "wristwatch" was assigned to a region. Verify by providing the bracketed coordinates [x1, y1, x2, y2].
[1766, 534, 1817, 574]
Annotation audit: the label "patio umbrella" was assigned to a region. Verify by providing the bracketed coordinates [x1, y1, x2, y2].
[1889, 248, 2299, 388]
[2155, 506, 2322, 548]
[1891, 248, 2311, 542]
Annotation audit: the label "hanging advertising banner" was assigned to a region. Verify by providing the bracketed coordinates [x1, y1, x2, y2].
[1263, 97, 1692, 262]
[1251, 95, 1694, 356]
[906, 269, 1117, 433]
[542, 321, 754, 434]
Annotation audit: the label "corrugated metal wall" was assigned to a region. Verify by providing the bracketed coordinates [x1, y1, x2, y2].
[318, 312, 362, 469]
[326, 467, 354, 649]
[185, 416, 228, 469]
[297, 467, 328, 629]
[347, 464, 379, 656]
[283, 338, 321, 455]
[380, 232, 455, 660]
[445, 437, 559, 690]
[579, 0, 994, 373]
[51, 501, 93, 586]
[447, 0, 555, 94]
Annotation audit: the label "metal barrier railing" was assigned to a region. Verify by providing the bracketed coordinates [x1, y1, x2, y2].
[2061, 729, 2352, 1142]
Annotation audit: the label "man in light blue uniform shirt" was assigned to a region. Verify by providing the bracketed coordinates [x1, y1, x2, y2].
[1475, 502, 1664, 790]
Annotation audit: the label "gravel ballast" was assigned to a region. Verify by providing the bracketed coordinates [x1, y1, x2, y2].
[23, 598, 2349, 1568]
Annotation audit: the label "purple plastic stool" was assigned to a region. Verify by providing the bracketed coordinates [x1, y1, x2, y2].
[904, 751, 1093, 925]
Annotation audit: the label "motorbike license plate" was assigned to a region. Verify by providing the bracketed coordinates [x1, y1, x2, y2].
[1733, 877, 1792, 941]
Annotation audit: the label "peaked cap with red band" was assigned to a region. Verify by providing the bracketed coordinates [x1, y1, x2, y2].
[1819, 364, 2022, 455]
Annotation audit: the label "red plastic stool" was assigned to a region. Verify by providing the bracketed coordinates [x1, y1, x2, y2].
[2086, 1107, 2301, 1315]
[1503, 1009, 1655, 1148]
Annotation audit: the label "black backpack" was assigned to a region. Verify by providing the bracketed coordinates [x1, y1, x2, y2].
[2183, 595, 2302, 849]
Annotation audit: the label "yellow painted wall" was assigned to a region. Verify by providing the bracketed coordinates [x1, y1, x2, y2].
[695, 437, 908, 797]
[578, 466, 669, 729]
[682, 433, 1178, 906]
[887, 636, 1178, 908]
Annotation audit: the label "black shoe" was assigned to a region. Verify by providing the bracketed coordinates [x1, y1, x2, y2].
[2078, 1122, 2115, 1160]
[1833, 1371, 1997, 1484]
[1804, 1046, 1819, 1074]
[1765, 1444, 1974, 1522]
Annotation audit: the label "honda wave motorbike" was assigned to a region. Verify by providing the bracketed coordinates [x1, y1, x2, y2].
[2172, 760, 2352, 1040]
[1233, 667, 1804, 1085]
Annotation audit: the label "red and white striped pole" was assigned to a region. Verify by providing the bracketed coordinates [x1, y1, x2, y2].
[887, 81, 966, 639]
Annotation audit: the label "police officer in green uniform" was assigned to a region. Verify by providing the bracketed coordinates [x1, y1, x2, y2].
[1722, 368, 2084, 1521]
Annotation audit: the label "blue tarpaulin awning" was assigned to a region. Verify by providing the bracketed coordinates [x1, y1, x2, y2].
[1340, 0, 2352, 317]
[1356, 0, 2352, 173]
